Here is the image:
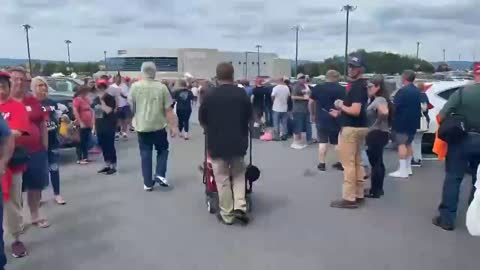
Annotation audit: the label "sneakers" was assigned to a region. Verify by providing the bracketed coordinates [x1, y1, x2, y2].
[330, 199, 359, 209]
[97, 167, 110, 174]
[11, 241, 27, 258]
[155, 176, 169, 187]
[389, 170, 409, 179]
[105, 168, 117, 175]
[233, 209, 250, 225]
[432, 216, 455, 231]
[317, 163, 326, 172]
[216, 213, 233, 226]
[411, 160, 422, 167]
[332, 162, 344, 171]
[290, 143, 307, 150]
[143, 185, 153, 192]
[121, 132, 128, 139]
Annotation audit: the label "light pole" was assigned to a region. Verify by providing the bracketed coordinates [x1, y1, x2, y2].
[416, 41, 421, 59]
[292, 25, 302, 76]
[244, 51, 255, 79]
[341, 5, 356, 78]
[65, 40, 72, 69]
[255, 45, 262, 77]
[104, 50, 107, 73]
[22, 24, 33, 76]
[443, 49, 446, 62]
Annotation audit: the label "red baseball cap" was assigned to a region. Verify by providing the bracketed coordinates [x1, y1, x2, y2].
[0, 71, 11, 79]
[474, 63, 480, 75]
[124, 76, 131, 82]
[96, 79, 108, 86]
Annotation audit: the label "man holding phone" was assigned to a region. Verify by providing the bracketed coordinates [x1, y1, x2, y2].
[309, 70, 345, 171]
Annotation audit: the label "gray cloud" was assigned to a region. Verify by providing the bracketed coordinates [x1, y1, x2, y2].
[0, 0, 478, 62]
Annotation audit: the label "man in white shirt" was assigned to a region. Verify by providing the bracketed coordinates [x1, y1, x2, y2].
[271, 77, 290, 140]
[108, 74, 131, 139]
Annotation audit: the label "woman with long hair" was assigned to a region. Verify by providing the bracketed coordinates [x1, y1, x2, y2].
[365, 75, 391, 198]
[411, 82, 430, 167]
[0, 71, 31, 257]
[92, 80, 117, 175]
[72, 86, 94, 164]
[173, 79, 194, 140]
[32, 76, 66, 205]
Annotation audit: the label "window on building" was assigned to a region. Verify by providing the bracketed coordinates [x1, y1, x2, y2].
[252, 62, 255, 65]
[108, 57, 178, 72]
[238, 61, 242, 65]
[264, 62, 266, 65]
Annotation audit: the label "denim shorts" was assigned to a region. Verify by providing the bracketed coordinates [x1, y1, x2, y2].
[117, 105, 132, 120]
[22, 150, 49, 191]
[293, 112, 309, 133]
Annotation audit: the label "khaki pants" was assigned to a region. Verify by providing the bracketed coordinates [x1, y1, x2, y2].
[3, 173, 23, 239]
[338, 127, 368, 202]
[211, 157, 247, 222]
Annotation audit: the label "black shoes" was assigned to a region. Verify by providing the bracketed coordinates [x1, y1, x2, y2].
[432, 216, 455, 231]
[330, 199, 359, 209]
[97, 167, 110, 174]
[317, 163, 326, 171]
[332, 162, 344, 171]
[98, 167, 117, 175]
[365, 190, 384, 199]
[233, 210, 250, 225]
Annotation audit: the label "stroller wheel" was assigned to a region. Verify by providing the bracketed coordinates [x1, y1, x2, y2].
[206, 196, 217, 214]
[246, 195, 252, 213]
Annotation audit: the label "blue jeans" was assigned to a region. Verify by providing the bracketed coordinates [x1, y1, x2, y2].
[292, 112, 312, 141]
[177, 109, 192, 133]
[138, 129, 169, 188]
[48, 148, 61, 195]
[264, 107, 273, 127]
[76, 127, 91, 160]
[438, 133, 480, 226]
[273, 111, 288, 139]
[0, 196, 5, 270]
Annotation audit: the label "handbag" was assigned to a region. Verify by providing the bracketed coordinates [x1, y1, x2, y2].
[417, 115, 428, 132]
[466, 165, 480, 236]
[438, 88, 468, 144]
[9, 146, 30, 167]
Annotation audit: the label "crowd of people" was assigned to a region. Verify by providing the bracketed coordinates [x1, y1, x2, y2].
[0, 56, 478, 268]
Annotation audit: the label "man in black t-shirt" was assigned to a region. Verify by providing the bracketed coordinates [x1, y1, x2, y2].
[92, 80, 118, 175]
[330, 55, 369, 209]
[199, 63, 253, 225]
[309, 70, 345, 171]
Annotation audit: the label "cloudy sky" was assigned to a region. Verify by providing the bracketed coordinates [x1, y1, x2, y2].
[0, 0, 478, 62]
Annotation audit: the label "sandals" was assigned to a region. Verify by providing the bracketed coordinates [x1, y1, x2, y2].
[32, 219, 50, 229]
[54, 196, 67, 205]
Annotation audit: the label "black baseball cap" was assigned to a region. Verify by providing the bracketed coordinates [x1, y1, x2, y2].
[348, 54, 366, 68]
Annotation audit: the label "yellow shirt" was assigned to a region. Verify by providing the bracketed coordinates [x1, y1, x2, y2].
[128, 79, 172, 132]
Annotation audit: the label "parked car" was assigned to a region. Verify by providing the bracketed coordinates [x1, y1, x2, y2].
[46, 77, 81, 120]
[423, 80, 473, 149]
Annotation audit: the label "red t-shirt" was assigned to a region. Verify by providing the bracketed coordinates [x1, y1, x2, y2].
[0, 98, 31, 138]
[73, 96, 93, 128]
[16, 95, 47, 153]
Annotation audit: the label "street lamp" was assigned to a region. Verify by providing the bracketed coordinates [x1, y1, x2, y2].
[416, 41, 421, 59]
[65, 40, 72, 67]
[255, 45, 262, 77]
[22, 24, 33, 76]
[341, 5, 356, 77]
[291, 25, 302, 76]
[443, 49, 446, 62]
[104, 50, 107, 73]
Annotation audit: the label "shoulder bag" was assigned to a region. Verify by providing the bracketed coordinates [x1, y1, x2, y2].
[438, 88, 469, 144]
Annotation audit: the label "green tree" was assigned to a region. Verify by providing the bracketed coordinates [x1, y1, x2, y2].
[42, 62, 57, 76]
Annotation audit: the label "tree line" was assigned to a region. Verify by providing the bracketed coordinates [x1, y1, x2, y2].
[297, 49, 435, 76]
[10, 61, 102, 76]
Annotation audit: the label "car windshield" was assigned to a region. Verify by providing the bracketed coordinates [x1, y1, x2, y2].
[46, 79, 80, 93]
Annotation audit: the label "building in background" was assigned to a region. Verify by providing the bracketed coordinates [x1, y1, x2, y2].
[100, 48, 291, 80]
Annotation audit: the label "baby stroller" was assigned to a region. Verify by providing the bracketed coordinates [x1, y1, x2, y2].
[202, 129, 260, 214]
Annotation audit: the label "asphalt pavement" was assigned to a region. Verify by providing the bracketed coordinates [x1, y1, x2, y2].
[6, 118, 480, 270]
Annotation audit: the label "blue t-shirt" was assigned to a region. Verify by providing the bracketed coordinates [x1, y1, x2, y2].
[174, 89, 194, 111]
[393, 84, 421, 134]
[310, 82, 345, 131]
